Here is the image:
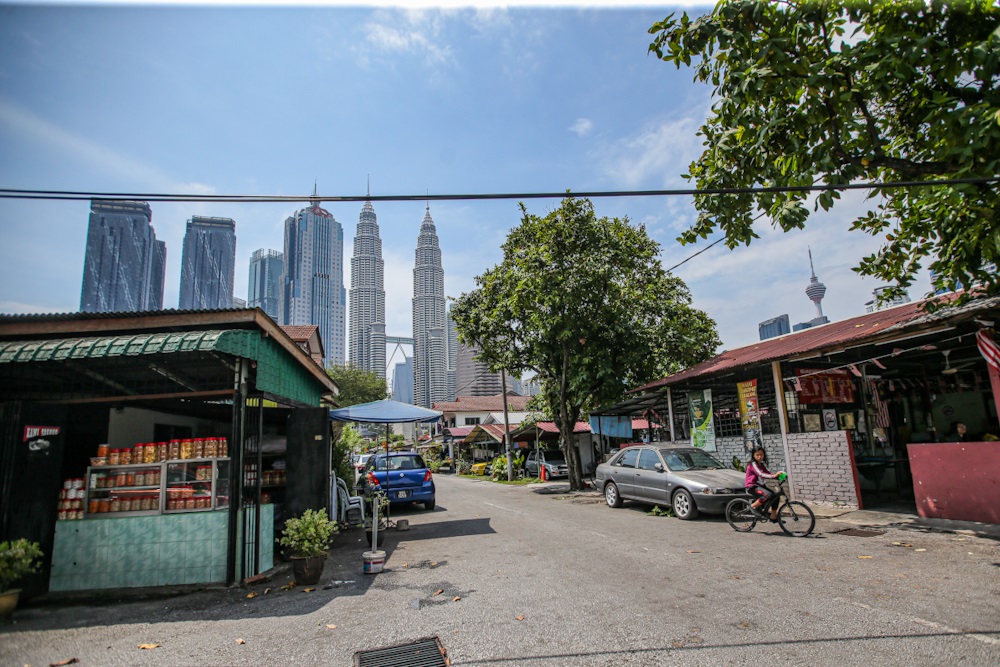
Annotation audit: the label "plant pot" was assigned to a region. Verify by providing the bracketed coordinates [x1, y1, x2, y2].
[290, 554, 327, 586]
[0, 589, 20, 619]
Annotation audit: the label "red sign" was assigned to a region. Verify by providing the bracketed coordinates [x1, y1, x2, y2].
[795, 369, 856, 405]
[24, 425, 61, 441]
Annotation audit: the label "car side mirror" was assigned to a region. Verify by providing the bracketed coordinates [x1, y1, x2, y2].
[654, 462, 665, 472]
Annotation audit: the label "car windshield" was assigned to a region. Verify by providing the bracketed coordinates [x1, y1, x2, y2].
[374, 454, 426, 471]
[659, 448, 724, 471]
[542, 451, 565, 463]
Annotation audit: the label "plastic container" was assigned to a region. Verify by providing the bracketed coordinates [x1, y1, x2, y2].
[362, 550, 385, 574]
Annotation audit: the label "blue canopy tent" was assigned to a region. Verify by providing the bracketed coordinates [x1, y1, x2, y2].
[329, 400, 442, 528]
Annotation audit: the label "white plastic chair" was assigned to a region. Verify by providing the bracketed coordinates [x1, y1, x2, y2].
[336, 476, 365, 524]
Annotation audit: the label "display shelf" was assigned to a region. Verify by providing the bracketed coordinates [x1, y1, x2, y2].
[85, 457, 231, 518]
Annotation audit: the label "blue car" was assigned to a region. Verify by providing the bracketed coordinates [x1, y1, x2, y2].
[363, 452, 436, 510]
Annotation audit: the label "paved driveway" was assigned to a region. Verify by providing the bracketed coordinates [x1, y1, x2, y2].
[3, 474, 999, 666]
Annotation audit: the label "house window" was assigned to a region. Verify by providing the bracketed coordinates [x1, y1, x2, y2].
[464, 417, 480, 426]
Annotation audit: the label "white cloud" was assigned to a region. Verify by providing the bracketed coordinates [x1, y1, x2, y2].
[361, 9, 454, 68]
[569, 118, 594, 137]
[0, 300, 73, 315]
[599, 110, 707, 189]
[177, 182, 217, 195]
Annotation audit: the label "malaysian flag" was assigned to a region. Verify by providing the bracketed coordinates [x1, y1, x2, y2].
[977, 330, 1000, 373]
[868, 378, 890, 428]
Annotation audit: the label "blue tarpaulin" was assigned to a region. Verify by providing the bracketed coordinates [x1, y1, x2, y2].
[329, 399, 442, 424]
[589, 415, 633, 439]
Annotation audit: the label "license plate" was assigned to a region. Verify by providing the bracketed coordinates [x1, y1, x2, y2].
[396, 490, 410, 499]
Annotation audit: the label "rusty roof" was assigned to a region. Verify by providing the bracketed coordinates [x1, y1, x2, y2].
[433, 393, 531, 413]
[280, 324, 319, 341]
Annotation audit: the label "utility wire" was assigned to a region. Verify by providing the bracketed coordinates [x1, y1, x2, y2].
[0, 175, 998, 203]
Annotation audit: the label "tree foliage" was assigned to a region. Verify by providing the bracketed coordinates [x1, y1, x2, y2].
[451, 197, 720, 490]
[649, 0, 1000, 302]
[326, 364, 388, 408]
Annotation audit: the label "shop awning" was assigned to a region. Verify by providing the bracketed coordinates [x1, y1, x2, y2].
[0, 330, 256, 363]
[329, 399, 442, 424]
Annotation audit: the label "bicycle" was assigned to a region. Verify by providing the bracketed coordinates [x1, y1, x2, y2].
[725, 473, 815, 537]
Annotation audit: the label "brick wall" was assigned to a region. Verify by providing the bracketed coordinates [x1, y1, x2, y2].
[714, 435, 786, 473]
[785, 431, 859, 508]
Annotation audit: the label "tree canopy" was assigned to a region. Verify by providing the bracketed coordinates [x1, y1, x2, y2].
[326, 365, 388, 408]
[451, 197, 720, 490]
[649, 0, 1000, 302]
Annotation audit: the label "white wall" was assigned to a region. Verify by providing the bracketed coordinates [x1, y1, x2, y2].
[107, 406, 228, 448]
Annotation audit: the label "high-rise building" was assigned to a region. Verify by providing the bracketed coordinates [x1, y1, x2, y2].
[758, 314, 790, 341]
[795, 248, 830, 331]
[446, 303, 458, 401]
[348, 200, 386, 379]
[456, 341, 504, 397]
[279, 190, 345, 367]
[148, 240, 167, 310]
[80, 200, 160, 313]
[179, 216, 236, 310]
[232, 297, 247, 308]
[412, 205, 448, 408]
[865, 286, 911, 313]
[392, 356, 414, 405]
[248, 249, 283, 321]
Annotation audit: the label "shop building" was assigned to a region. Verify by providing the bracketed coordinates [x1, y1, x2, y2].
[597, 293, 1000, 524]
[0, 309, 338, 600]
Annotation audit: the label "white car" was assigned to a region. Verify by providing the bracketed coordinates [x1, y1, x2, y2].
[352, 454, 372, 481]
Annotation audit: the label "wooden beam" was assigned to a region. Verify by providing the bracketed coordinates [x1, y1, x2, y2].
[44, 389, 235, 405]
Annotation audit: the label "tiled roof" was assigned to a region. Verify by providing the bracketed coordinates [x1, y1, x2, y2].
[433, 393, 531, 413]
[633, 292, 998, 392]
[532, 421, 591, 434]
[631, 419, 664, 430]
[280, 325, 319, 341]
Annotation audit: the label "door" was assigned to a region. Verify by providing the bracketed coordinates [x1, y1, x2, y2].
[607, 447, 639, 497]
[633, 448, 668, 504]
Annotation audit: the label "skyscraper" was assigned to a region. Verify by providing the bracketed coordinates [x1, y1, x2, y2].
[456, 341, 504, 397]
[248, 248, 283, 321]
[80, 200, 160, 313]
[392, 356, 414, 405]
[758, 314, 790, 341]
[178, 216, 236, 310]
[279, 190, 345, 367]
[348, 199, 386, 378]
[446, 303, 458, 401]
[412, 205, 447, 408]
[148, 240, 167, 311]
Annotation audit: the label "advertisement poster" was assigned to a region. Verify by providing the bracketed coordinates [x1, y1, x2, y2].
[795, 369, 856, 404]
[737, 380, 763, 453]
[689, 389, 716, 452]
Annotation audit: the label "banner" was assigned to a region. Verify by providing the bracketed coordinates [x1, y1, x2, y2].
[689, 389, 716, 452]
[795, 368, 856, 404]
[737, 380, 763, 453]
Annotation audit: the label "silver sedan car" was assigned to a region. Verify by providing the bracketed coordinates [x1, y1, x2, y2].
[595, 444, 749, 520]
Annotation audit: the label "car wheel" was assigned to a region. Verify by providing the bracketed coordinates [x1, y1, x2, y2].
[672, 488, 699, 520]
[424, 498, 435, 511]
[604, 482, 623, 508]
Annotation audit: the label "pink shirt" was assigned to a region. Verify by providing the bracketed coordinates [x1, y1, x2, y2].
[744, 460, 776, 488]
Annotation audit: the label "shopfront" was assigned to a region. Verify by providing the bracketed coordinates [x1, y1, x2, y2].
[0, 310, 338, 599]
[602, 294, 1000, 522]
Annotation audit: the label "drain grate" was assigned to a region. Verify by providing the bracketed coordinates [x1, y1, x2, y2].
[833, 528, 886, 537]
[354, 636, 449, 667]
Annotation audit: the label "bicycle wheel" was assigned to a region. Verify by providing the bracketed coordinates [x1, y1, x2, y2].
[725, 498, 756, 532]
[777, 501, 815, 537]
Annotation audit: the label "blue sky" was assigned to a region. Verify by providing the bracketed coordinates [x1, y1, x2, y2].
[0, 1, 924, 370]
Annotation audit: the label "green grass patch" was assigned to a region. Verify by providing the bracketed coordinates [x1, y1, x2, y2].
[490, 476, 540, 485]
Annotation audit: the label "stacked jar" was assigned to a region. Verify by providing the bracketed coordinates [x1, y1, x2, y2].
[180, 439, 194, 460]
[168, 439, 181, 460]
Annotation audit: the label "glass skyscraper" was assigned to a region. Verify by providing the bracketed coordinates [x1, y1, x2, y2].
[248, 248, 283, 321]
[279, 193, 345, 367]
[412, 205, 447, 408]
[348, 200, 386, 379]
[178, 216, 236, 310]
[80, 200, 161, 313]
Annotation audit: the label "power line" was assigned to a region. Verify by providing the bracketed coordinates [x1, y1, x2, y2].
[1, 175, 998, 203]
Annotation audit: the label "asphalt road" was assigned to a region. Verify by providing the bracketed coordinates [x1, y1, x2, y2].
[2, 474, 999, 666]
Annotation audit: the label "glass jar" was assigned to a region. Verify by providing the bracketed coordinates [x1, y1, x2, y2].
[139, 495, 152, 511]
[97, 444, 110, 458]
[203, 438, 217, 458]
[219, 437, 228, 457]
[196, 465, 210, 481]
[125, 472, 135, 487]
[110, 497, 121, 512]
[108, 449, 120, 465]
[135, 471, 146, 486]
[192, 439, 205, 459]
[168, 439, 181, 460]
[158, 442, 168, 461]
[195, 497, 209, 509]
[180, 439, 193, 460]
[120, 448, 132, 465]
[99, 499, 111, 513]
[184, 497, 196, 510]
[114, 472, 126, 488]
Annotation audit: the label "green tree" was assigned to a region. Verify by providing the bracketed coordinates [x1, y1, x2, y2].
[649, 0, 1000, 302]
[451, 197, 720, 490]
[326, 364, 388, 407]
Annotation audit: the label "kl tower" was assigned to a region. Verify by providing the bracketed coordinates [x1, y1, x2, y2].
[805, 247, 828, 321]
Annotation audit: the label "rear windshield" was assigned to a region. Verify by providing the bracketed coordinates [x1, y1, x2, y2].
[373, 454, 426, 471]
[658, 448, 724, 471]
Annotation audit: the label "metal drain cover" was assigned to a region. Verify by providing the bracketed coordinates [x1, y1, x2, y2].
[353, 636, 449, 667]
[833, 528, 886, 537]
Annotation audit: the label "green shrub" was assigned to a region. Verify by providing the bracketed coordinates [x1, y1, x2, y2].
[647, 505, 673, 517]
[278, 509, 337, 558]
[0, 539, 42, 592]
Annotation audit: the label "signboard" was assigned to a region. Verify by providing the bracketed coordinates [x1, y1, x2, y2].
[737, 380, 763, 453]
[689, 389, 716, 452]
[795, 369, 856, 404]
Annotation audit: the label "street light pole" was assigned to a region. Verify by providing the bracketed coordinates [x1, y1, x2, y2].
[501, 369, 514, 481]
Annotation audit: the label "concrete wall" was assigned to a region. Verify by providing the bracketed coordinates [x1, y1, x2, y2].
[908, 442, 1000, 524]
[785, 431, 860, 508]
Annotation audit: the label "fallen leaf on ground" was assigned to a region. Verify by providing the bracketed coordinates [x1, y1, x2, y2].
[402, 563, 408, 568]
[516, 615, 524, 621]
[891, 542, 912, 548]
[246, 592, 257, 599]
[915, 548, 927, 552]
[687, 550, 701, 554]
[303, 588, 316, 593]
[672, 641, 684, 648]
[280, 584, 294, 591]
[433, 589, 444, 596]
[326, 624, 337, 629]
[453, 596, 461, 602]
[49, 659, 79, 666]
[263, 587, 271, 594]
[137, 644, 160, 650]
[431, 561, 438, 566]
[857, 555, 873, 559]
[235, 639, 246, 645]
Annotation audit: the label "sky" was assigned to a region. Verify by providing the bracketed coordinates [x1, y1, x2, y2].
[0, 1, 930, 376]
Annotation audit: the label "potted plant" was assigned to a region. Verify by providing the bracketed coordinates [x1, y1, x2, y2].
[0, 538, 42, 618]
[278, 508, 337, 586]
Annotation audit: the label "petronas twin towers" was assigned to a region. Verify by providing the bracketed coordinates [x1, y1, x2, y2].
[348, 200, 448, 408]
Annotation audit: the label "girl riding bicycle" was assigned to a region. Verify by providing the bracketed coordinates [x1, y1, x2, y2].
[745, 445, 783, 522]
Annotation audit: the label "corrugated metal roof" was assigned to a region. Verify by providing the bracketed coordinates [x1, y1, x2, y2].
[0, 307, 257, 323]
[633, 293, 999, 392]
[433, 393, 531, 413]
[0, 330, 250, 363]
[443, 426, 474, 438]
